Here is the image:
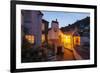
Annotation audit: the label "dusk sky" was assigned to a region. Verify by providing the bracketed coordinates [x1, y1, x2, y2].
[42, 11, 90, 28]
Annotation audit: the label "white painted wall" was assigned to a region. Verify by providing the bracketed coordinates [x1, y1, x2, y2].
[0, 0, 99, 73]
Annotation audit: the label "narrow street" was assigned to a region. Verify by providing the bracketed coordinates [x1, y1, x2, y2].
[63, 48, 75, 60]
[47, 48, 76, 61]
[55, 48, 77, 61]
[46, 46, 89, 61]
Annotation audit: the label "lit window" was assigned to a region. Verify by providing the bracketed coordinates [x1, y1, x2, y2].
[42, 34, 45, 43]
[63, 35, 72, 49]
[25, 35, 34, 44]
[74, 36, 80, 46]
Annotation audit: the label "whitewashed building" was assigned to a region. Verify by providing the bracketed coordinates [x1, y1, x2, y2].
[48, 19, 64, 54]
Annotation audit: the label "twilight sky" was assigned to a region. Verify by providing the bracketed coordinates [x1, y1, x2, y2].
[42, 11, 90, 28]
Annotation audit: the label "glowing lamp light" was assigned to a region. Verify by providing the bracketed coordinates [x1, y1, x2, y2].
[74, 36, 80, 46]
[65, 35, 71, 43]
[61, 34, 72, 49]
[25, 35, 34, 44]
[42, 34, 45, 43]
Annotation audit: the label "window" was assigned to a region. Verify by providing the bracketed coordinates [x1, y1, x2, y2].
[25, 35, 34, 44]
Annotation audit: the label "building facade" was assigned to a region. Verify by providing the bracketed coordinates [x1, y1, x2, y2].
[42, 19, 49, 43]
[48, 19, 64, 54]
[21, 10, 43, 48]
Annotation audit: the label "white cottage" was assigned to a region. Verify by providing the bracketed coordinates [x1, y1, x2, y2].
[48, 19, 64, 54]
